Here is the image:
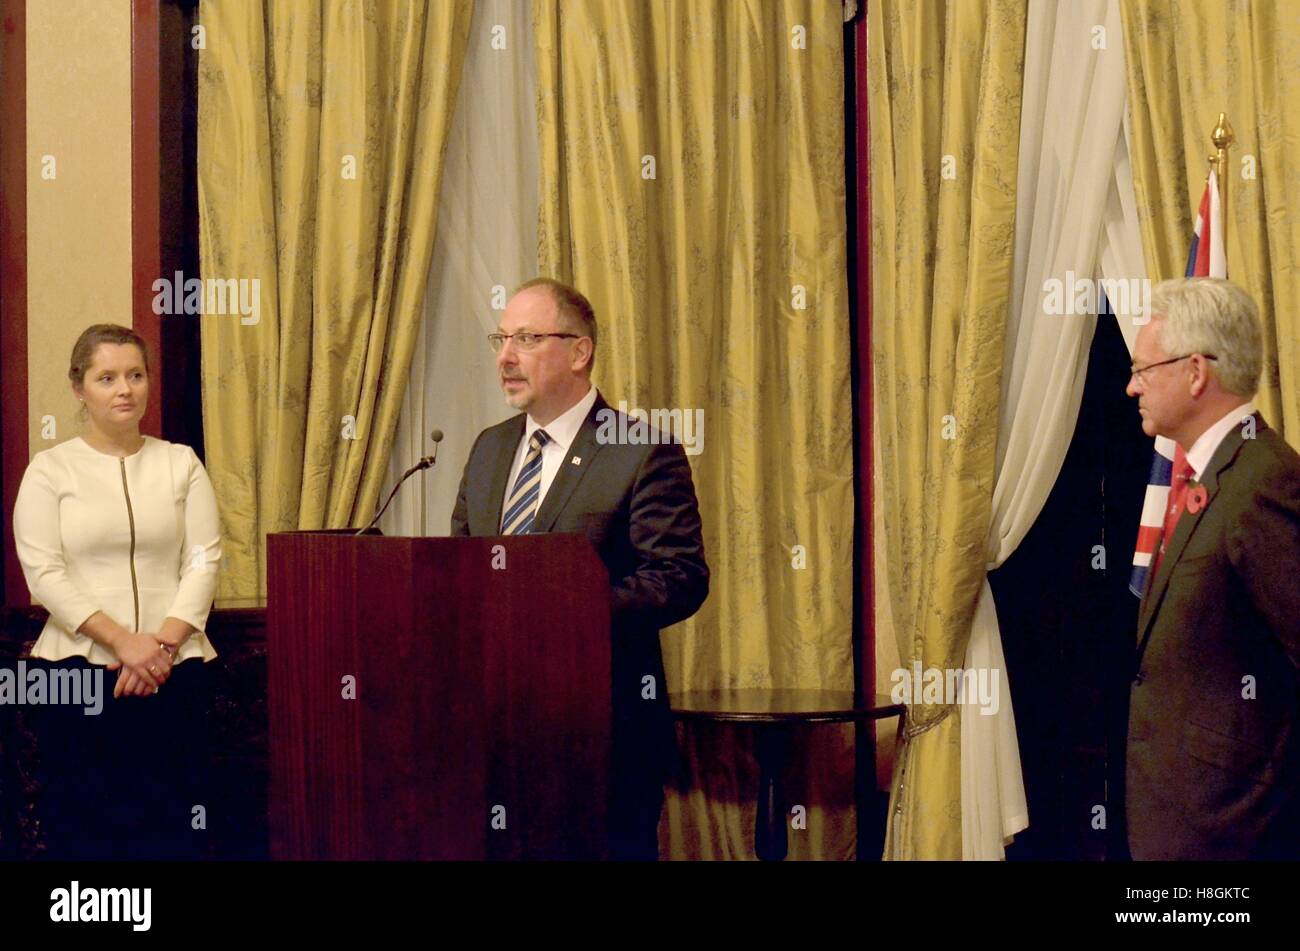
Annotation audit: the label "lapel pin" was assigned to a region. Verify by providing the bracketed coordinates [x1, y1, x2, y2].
[571, 455, 582, 466]
[1186, 482, 1209, 514]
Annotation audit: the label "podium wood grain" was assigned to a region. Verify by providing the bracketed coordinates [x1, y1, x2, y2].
[267, 531, 611, 860]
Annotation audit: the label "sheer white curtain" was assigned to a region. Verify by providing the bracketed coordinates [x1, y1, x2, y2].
[380, 0, 538, 537]
[961, 0, 1149, 859]
[1102, 114, 1150, 358]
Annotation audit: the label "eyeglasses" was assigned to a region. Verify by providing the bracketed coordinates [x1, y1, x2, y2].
[1129, 353, 1217, 386]
[488, 332, 580, 353]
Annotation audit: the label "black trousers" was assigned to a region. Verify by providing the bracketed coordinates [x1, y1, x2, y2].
[607, 717, 672, 861]
[27, 656, 211, 861]
[608, 771, 665, 861]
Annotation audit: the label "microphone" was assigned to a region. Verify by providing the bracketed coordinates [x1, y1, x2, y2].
[355, 429, 444, 535]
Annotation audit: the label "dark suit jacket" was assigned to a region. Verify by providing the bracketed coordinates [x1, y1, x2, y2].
[450, 390, 709, 779]
[1128, 412, 1300, 859]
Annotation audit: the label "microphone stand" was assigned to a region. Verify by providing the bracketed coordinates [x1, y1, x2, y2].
[355, 440, 440, 536]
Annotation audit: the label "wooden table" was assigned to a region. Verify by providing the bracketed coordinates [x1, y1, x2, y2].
[671, 688, 905, 860]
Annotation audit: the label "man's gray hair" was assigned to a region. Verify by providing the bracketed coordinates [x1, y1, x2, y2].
[1151, 277, 1263, 397]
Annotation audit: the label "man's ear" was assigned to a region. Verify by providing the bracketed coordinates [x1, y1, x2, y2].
[572, 337, 594, 372]
[1189, 355, 1213, 397]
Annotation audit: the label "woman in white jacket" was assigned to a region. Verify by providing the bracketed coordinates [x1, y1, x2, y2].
[13, 324, 221, 860]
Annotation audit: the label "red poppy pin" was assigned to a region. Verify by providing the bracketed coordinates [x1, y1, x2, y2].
[1185, 480, 1209, 514]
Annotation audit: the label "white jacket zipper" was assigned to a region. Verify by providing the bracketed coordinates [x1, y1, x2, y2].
[119, 458, 140, 633]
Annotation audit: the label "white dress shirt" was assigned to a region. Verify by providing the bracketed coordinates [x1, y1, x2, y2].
[1185, 400, 1257, 480]
[13, 435, 222, 664]
[500, 384, 598, 528]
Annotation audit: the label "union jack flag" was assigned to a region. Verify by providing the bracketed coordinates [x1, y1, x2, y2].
[1130, 169, 1224, 597]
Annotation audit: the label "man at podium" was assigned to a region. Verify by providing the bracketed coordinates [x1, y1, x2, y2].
[451, 277, 709, 860]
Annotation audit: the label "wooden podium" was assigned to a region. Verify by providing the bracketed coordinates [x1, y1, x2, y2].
[266, 530, 611, 860]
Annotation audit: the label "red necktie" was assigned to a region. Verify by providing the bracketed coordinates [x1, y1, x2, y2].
[1151, 452, 1195, 583]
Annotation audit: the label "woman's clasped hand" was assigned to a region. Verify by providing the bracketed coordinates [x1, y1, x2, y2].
[107, 630, 175, 697]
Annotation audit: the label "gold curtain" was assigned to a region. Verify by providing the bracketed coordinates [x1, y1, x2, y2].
[869, 0, 1025, 859]
[1120, 0, 1300, 442]
[535, 0, 855, 859]
[197, 0, 474, 604]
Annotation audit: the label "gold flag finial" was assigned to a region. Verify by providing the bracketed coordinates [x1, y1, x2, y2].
[1209, 114, 1233, 250]
[1212, 113, 1234, 152]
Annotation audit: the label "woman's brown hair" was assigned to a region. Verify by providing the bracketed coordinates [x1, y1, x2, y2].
[68, 324, 151, 386]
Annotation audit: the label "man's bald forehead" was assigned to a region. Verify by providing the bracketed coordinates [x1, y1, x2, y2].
[504, 286, 561, 327]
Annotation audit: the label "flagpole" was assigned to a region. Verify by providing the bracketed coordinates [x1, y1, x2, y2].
[1211, 113, 1234, 249]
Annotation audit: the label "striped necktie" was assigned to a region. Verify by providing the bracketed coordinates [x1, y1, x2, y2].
[501, 429, 551, 535]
